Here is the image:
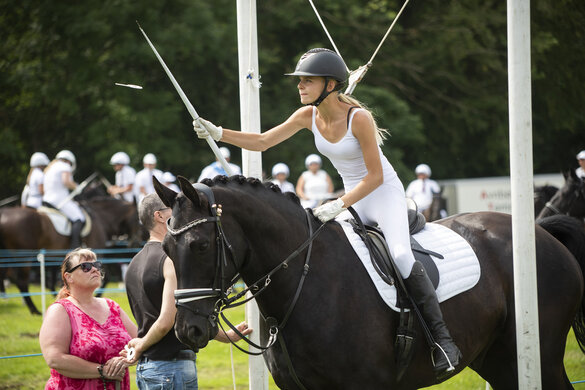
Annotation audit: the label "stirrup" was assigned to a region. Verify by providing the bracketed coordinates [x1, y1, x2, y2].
[430, 342, 456, 373]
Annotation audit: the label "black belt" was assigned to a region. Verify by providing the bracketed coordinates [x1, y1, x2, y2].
[141, 349, 195, 362]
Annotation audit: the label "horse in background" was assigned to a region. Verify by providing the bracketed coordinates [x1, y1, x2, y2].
[534, 185, 559, 216]
[537, 168, 585, 222]
[0, 182, 141, 314]
[157, 175, 585, 389]
[422, 190, 448, 222]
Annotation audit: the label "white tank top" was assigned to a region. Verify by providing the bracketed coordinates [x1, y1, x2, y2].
[311, 106, 397, 191]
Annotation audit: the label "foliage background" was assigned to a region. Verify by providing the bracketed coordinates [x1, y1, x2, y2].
[1, 0, 584, 198]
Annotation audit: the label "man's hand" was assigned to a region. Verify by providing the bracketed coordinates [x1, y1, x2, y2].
[193, 118, 223, 141]
[313, 198, 346, 223]
[215, 321, 253, 343]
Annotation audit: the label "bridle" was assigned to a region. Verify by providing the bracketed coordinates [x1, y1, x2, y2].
[170, 183, 326, 356]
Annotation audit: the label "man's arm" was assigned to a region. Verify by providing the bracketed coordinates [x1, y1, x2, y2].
[125, 257, 177, 363]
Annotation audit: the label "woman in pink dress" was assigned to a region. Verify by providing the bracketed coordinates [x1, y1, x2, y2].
[40, 248, 138, 389]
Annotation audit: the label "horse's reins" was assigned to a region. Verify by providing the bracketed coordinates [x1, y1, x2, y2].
[170, 184, 326, 354]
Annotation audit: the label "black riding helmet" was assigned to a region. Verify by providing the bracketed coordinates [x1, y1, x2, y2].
[285, 48, 348, 106]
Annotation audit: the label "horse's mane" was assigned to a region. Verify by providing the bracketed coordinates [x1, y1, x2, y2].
[200, 175, 302, 206]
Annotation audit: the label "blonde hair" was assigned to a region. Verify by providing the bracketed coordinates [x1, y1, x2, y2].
[56, 248, 98, 301]
[338, 93, 389, 146]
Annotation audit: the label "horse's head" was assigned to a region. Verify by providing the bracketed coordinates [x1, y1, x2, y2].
[154, 175, 244, 350]
[537, 169, 585, 219]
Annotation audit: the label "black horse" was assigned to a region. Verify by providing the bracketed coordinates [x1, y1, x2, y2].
[537, 169, 585, 221]
[155, 175, 585, 389]
[534, 185, 558, 216]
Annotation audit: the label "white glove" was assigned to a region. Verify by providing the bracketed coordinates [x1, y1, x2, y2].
[193, 118, 223, 141]
[313, 198, 346, 223]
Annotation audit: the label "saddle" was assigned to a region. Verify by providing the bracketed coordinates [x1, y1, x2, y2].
[37, 205, 92, 238]
[346, 203, 445, 382]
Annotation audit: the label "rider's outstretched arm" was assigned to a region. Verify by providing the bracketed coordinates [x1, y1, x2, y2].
[194, 106, 311, 152]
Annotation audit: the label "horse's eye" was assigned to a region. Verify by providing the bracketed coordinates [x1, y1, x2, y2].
[190, 239, 210, 253]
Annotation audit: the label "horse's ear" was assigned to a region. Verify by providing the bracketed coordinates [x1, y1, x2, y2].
[153, 175, 177, 207]
[178, 176, 202, 207]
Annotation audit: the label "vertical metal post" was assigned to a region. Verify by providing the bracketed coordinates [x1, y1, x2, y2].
[236, 1, 268, 389]
[38, 250, 46, 317]
[507, 0, 541, 387]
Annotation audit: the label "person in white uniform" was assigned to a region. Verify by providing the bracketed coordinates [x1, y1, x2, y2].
[270, 163, 295, 193]
[192, 48, 461, 377]
[107, 152, 136, 203]
[405, 164, 441, 212]
[576, 150, 585, 179]
[296, 154, 334, 208]
[22, 152, 50, 209]
[134, 153, 163, 206]
[197, 147, 242, 182]
[43, 150, 85, 248]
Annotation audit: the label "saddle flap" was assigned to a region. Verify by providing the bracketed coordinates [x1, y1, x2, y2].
[37, 206, 92, 237]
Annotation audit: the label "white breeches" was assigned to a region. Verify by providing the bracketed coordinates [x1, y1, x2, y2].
[351, 180, 416, 278]
[59, 200, 85, 222]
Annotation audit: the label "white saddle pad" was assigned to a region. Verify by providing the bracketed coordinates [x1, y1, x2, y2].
[38, 207, 92, 237]
[338, 219, 480, 312]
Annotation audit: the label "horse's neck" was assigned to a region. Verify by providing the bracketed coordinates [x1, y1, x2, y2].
[90, 199, 135, 234]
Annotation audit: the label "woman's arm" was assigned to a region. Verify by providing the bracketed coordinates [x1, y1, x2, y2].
[198, 106, 313, 152]
[39, 303, 113, 379]
[61, 172, 77, 191]
[295, 175, 307, 199]
[339, 111, 384, 208]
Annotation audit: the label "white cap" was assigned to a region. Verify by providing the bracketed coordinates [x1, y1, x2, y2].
[143, 153, 157, 165]
[272, 163, 290, 177]
[305, 154, 322, 168]
[219, 147, 231, 159]
[30, 152, 50, 168]
[577, 150, 585, 160]
[110, 151, 130, 165]
[415, 163, 432, 177]
[162, 171, 176, 183]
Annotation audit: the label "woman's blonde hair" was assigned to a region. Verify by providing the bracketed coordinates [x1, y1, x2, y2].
[56, 248, 99, 300]
[338, 93, 389, 146]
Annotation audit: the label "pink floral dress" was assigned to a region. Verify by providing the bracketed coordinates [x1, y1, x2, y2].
[45, 298, 132, 390]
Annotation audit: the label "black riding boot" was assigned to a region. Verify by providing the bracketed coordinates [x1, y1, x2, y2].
[404, 261, 462, 378]
[70, 220, 84, 249]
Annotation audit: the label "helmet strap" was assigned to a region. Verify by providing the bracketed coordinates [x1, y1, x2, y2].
[310, 77, 333, 107]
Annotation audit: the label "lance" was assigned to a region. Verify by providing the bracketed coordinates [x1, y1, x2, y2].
[137, 22, 233, 175]
[56, 171, 99, 209]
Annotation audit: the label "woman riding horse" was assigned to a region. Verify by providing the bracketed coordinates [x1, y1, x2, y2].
[193, 48, 460, 378]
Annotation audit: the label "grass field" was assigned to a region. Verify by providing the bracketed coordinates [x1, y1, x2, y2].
[1, 283, 584, 389]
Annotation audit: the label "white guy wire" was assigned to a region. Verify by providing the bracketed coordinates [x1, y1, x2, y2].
[307, 0, 350, 72]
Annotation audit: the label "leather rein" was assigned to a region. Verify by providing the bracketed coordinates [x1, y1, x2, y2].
[170, 184, 326, 357]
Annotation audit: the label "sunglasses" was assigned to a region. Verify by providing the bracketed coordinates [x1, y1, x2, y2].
[66, 261, 103, 273]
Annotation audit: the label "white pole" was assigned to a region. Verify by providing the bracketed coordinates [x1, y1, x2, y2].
[236, 1, 269, 389]
[507, 0, 541, 388]
[38, 250, 46, 317]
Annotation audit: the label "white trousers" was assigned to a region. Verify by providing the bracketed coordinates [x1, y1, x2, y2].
[351, 180, 416, 278]
[59, 200, 85, 222]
